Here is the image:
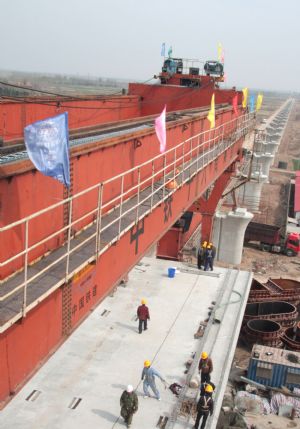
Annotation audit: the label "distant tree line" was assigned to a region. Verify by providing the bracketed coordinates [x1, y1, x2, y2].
[0, 86, 30, 97]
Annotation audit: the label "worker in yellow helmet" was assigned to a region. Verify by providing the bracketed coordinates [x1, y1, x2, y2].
[198, 351, 213, 384]
[137, 299, 150, 334]
[142, 360, 166, 400]
[194, 382, 214, 429]
[204, 242, 216, 272]
[200, 376, 215, 395]
[197, 241, 208, 270]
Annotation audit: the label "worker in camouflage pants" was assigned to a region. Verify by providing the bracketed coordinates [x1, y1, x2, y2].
[120, 385, 138, 428]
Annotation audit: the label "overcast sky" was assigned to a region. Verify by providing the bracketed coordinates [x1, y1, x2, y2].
[1, 0, 299, 92]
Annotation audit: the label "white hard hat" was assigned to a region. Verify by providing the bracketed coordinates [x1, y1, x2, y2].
[127, 385, 133, 393]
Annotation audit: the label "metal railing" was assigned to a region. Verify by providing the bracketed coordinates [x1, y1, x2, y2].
[0, 112, 255, 316]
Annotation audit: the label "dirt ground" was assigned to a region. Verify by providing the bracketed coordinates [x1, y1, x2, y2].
[245, 414, 300, 428]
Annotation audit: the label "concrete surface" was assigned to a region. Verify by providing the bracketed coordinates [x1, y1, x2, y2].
[0, 257, 252, 429]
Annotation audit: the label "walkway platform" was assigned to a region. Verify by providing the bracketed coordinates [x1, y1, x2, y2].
[0, 256, 252, 429]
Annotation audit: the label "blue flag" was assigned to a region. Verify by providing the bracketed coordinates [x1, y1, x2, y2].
[168, 46, 173, 57]
[161, 42, 165, 57]
[24, 112, 70, 187]
[249, 95, 255, 113]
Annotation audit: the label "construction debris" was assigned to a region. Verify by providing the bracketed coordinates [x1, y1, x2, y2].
[270, 393, 300, 417]
[235, 391, 271, 415]
[179, 399, 197, 419]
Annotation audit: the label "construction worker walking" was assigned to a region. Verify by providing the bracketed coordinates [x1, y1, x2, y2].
[137, 299, 150, 334]
[120, 385, 138, 428]
[141, 360, 165, 400]
[198, 352, 213, 383]
[194, 384, 214, 429]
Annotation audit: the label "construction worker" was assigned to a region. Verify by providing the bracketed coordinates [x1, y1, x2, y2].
[197, 241, 207, 270]
[204, 243, 215, 271]
[200, 377, 215, 396]
[194, 384, 214, 429]
[137, 299, 150, 334]
[141, 360, 165, 400]
[198, 352, 213, 383]
[120, 385, 138, 428]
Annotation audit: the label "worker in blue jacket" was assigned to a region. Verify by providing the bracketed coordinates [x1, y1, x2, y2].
[142, 360, 165, 400]
[204, 243, 216, 271]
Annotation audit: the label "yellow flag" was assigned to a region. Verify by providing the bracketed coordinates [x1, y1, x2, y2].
[217, 43, 222, 62]
[207, 94, 215, 129]
[242, 88, 248, 108]
[256, 93, 263, 111]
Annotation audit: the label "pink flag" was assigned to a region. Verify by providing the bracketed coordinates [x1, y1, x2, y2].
[232, 94, 238, 115]
[155, 105, 167, 153]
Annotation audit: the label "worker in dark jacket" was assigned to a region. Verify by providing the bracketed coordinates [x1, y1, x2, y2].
[204, 243, 216, 271]
[120, 385, 138, 428]
[194, 384, 214, 429]
[197, 241, 207, 269]
[198, 351, 213, 383]
[137, 299, 150, 334]
[200, 378, 215, 396]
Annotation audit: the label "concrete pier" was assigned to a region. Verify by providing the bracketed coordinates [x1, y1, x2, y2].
[238, 172, 268, 211]
[252, 152, 274, 176]
[212, 208, 254, 265]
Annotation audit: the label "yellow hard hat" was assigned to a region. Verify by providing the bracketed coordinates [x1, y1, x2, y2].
[141, 299, 147, 305]
[202, 241, 207, 247]
[144, 360, 151, 367]
[209, 242, 213, 247]
[201, 352, 208, 359]
[205, 384, 213, 393]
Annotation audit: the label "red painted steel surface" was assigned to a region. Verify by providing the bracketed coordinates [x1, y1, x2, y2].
[128, 83, 242, 116]
[0, 79, 247, 404]
[189, 169, 233, 242]
[0, 129, 244, 403]
[0, 173, 64, 280]
[157, 228, 181, 260]
[71, 263, 98, 327]
[156, 212, 202, 260]
[0, 106, 238, 280]
[0, 290, 62, 403]
[0, 96, 140, 144]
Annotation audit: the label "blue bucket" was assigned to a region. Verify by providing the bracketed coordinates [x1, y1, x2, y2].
[168, 267, 176, 278]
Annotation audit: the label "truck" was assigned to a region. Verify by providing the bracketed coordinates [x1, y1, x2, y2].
[244, 221, 300, 256]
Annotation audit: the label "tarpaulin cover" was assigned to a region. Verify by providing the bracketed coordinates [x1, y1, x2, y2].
[235, 391, 271, 415]
[270, 392, 300, 417]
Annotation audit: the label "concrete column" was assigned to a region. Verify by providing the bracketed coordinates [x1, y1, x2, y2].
[261, 141, 278, 155]
[266, 134, 279, 143]
[256, 153, 274, 176]
[267, 128, 276, 135]
[238, 172, 268, 211]
[212, 208, 253, 265]
[252, 153, 275, 177]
